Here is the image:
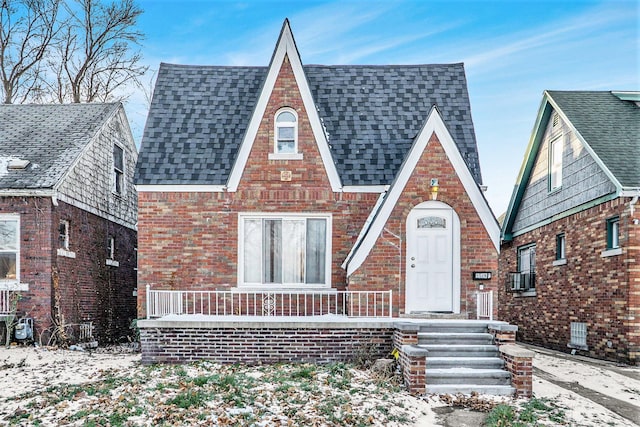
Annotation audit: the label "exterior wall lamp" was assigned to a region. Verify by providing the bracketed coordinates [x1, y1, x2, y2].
[430, 178, 439, 200]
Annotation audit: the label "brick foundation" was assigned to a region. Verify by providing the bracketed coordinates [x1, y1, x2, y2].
[139, 319, 394, 365]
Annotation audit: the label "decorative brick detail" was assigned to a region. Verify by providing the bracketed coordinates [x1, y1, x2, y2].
[499, 197, 640, 365]
[499, 345, 534, 398]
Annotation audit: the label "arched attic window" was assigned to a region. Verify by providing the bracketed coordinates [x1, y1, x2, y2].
[269, 108, 303, 160]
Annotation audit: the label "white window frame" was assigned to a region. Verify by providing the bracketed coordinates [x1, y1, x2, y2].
[113, 142, 125, 195]
[59, 220, 70, 250]
[105, 235, 119, 267]
[56, 220, 76, 258]
[0, 215, 20, 287]
[549, 135, 563, 191]
[238, 212, 332, 289]
[269, 108, 303, 160]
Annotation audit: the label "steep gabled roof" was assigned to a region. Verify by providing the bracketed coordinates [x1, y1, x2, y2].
[0, 103, 120, 190]
[343, 107, 499, 276]
[501, 90, 640, 240]
[547, 91, 640, 188]
[135, 21, 481, 188]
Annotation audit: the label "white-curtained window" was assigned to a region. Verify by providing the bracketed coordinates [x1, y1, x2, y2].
[241, 215, 329, 287]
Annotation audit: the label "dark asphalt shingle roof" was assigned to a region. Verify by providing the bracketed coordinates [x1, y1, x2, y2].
[548, 91, 640, 188]
[136, 62, 481, 186]
[0, 103, 120, 189]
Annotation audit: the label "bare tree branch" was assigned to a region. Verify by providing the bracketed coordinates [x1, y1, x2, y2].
[53, 0, 147, 103]
[0, 0, 60, 103]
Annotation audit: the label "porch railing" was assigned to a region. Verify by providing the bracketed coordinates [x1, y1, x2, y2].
[146, 286, 393, 319]
[0, 289, 14, 315]
[476, 290, 493, 320]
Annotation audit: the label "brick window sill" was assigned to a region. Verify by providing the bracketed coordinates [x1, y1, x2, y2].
[57, 248, 76, 259]
[600, 248, 622, 258]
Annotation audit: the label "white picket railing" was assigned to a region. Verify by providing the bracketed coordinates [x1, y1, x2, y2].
[476, 290, 493, 320]
[146, 286, 393, 319]
[0, 289, 13, 315]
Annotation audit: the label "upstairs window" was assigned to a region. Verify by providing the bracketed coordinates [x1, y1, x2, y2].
[555, 233, 566, 261]
[549, 136, 563, 191]
[275, 109, 297, 154]
[607, 217, 620, 249]
[107, 236, 115, 260]
[113, 144, 124, 195]
[0, 217, 19, 283]
[59, 221, 70, 250]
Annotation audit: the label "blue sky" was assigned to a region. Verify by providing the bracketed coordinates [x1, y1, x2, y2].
[129, 0, 639, 216]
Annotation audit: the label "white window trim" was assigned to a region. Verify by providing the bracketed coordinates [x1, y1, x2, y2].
[0, 214, 21, 288]
[113, 142, 125, 196]
[601, 247, 622, 258]
[274, 108, 299, 156]
[549, 135, 563, 192]
[237, 212, 332, 290]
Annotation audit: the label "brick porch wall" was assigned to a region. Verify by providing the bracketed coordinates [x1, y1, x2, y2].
[499, 197, 639, 365]
[138, 320, 393, 365]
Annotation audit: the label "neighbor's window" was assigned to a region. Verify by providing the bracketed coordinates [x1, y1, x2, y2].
[0, 216, 19, 283]
[275, 109, 297, 154]
[549, 136, 563, 191]
[607, 217, 620, 249]
[107, 236, 115, 260]
[556, 233, 566, 260]
[511, 243, 536, 291]
[241, 215, 329, 286]
[113, 144, 124, 195]
[59, 220, 70, 250]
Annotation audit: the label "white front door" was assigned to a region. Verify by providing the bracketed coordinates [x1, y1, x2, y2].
[406, 205, 456, 313]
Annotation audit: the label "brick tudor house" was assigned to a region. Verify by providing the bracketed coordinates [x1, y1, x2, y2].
[500, 91, 640, 365]
[135, 20, 500, 320]
[0, 103, 138, 344]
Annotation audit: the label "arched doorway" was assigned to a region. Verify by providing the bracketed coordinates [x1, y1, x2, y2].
[405, 201, 460, 313]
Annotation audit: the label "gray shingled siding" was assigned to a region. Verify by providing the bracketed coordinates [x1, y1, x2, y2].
[57, 108, 138, 228]
[136, 62, 482, 187]
[547, 91, 640, 188]
[512, 111, 616, 232]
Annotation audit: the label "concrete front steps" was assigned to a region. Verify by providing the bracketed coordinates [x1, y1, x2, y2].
[419, 322, 515, 396]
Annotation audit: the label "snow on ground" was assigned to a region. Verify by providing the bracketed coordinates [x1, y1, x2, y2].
[0, 344, 638, 426]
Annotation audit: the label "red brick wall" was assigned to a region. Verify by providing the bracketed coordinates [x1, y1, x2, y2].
[499, 198, 639, 365]
[0, 197, 137, 343]
[347, 134, 499, 317]
[0, 197, 53, 335]
[52, 201, 137, 343]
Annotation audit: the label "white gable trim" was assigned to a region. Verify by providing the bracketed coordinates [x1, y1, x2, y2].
[345, 107, 499, 276]
[226, 20, 341, 192]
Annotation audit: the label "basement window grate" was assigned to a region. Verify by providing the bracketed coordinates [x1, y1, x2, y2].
[569, 322, 588, 349]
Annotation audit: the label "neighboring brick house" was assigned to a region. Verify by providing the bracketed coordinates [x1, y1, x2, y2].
[500, 91, 640, 365]
[135, 20, 499, 318]
[0, 103, 138, 343]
